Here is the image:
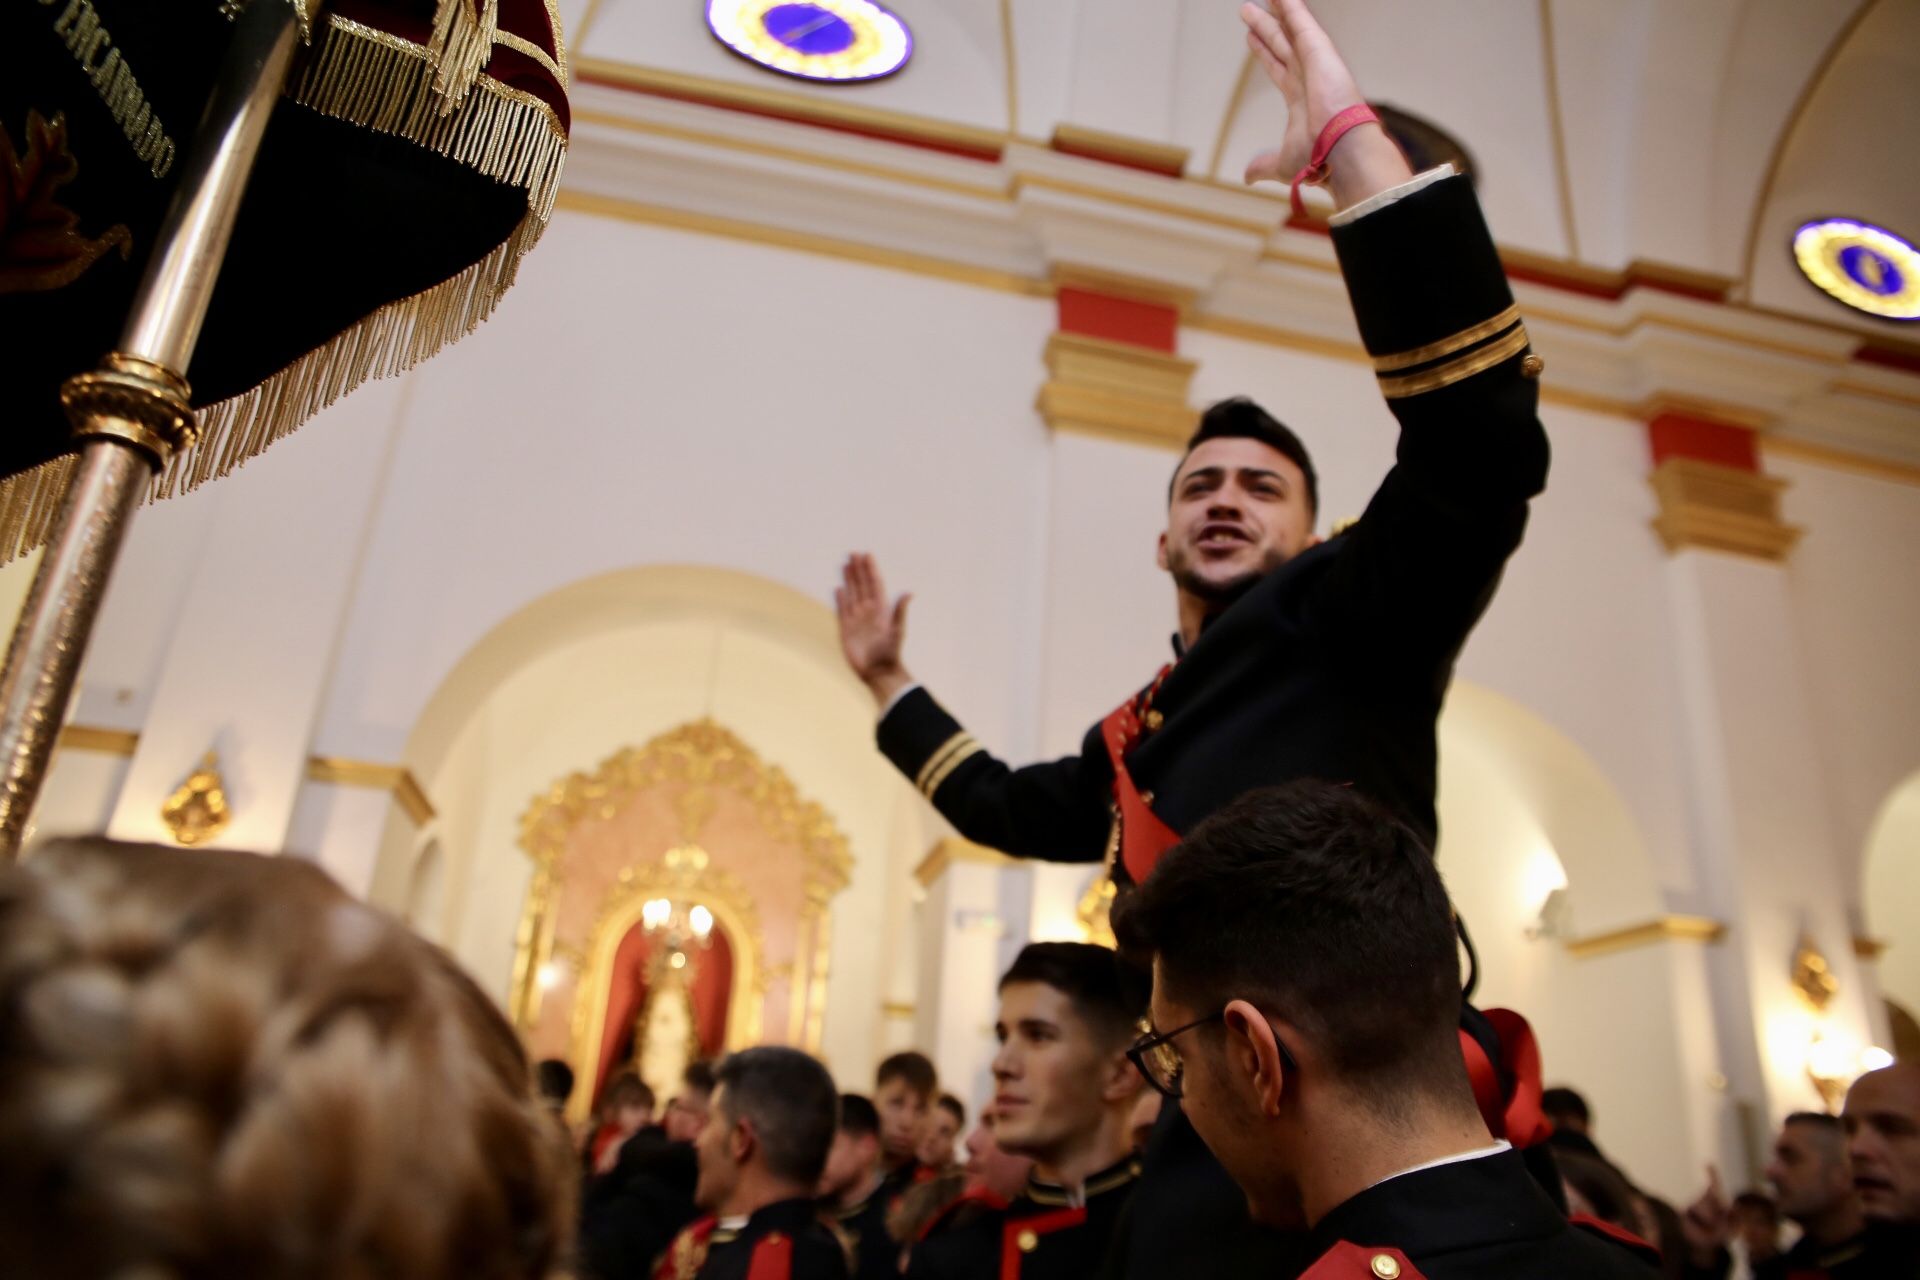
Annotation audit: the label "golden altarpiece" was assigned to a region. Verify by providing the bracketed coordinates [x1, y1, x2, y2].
[509, 721, 851, 1120]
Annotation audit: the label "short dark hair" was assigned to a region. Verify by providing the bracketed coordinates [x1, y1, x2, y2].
[715, 1047, 838, 1185]
[936, 1093, 966, 1127]
[1169, 397, 1319, 517]
[1783, 1110, 1842, 1135]
[877, 1051, 937, 1101]
[1112, 781, 1461, 1114]
[535, 1058, 575, 1105]
[603, 1069, 652, 1113]
[1542, 1087, 1590, 1127]
[682, 1060, 717, 1098]
[999, 942, 1143, 1051]
[838, 1093, 880, 1138]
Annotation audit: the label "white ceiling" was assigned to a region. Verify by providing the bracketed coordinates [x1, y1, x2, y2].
[559, 0, 1919, 339]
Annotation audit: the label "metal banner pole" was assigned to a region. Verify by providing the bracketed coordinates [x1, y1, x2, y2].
[0, 0, 301, 858]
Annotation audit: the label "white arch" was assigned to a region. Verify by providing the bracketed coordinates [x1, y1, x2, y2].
[1862, 770, 1920, 1028]
[368, 563, 928, 1084]
[1436, 682, 1691, 1199]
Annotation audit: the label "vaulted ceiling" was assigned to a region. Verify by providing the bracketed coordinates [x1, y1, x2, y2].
[558, 0, 1918, 339]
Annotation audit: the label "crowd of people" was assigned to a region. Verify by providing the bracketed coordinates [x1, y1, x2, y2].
[0, 2, 1913, 1278]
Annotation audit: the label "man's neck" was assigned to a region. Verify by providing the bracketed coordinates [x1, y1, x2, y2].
[1031, 1114, 1133, 1196]
[1798, 1196, 1866, 1248]
[1295, 1102, 1496, 1228]
[718, 1174, 811, 1221]
[1175, 589, 1210, 652]
[837, 1167, 886, 1212]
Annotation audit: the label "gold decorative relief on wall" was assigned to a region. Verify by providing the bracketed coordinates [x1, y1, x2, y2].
[509, 719, 854, 1116]
[160, 751, 231, 846]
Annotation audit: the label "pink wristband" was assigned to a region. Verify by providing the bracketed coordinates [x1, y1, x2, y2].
[1290, 103, 1379, 218]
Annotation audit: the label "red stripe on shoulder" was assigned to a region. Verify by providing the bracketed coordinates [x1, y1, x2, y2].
[998, 1207, 1086, 1279]
[1570, 1215, 1661, 1264]
[746, 1230, 794, 1280]
[1300, 1242, 1425, 1279]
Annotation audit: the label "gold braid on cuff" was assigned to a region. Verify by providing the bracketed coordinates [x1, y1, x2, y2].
[916, 733, 982, 799]
[1373, 311, 1539, 400]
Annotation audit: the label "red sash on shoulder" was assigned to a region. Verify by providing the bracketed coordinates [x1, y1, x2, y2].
[653, 1216, 718, 1280]
[1458, 1007, 1551, 1149]
[1101, 666, 1181, 884]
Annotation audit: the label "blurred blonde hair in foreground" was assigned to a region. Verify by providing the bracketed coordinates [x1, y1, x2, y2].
[0, 838, 576, 1279]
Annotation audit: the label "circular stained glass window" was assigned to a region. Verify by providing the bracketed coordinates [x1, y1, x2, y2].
[706, 0, 913, 84]
[1792, 219, 1920, 321]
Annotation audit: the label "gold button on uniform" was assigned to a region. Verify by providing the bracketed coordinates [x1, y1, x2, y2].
[1370, 1253, 1401, 1279]
[1520, 353, 1545, 379]
[1144, 709, 1163, 731]
[1016, 1229, 1039, 1253]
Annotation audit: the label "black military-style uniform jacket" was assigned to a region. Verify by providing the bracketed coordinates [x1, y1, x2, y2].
[1299, 1149, 1659, 1280]
[878, 169, 1549, 882]
[1684, 1224, 1918, 1280]
[904, 1156, 1140, 1280]
[653, 1198, 850, 1280]
[829, 1181, 901, 1280]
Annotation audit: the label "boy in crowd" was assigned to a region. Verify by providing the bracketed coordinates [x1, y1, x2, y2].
[660, 1047, 849, 1280]
[580, 1060, 718, 1279]
[906, 943, 1144, 1279]
[818, 1094, 897, 1280]
[876, 1050, 939, 1197]
[918, 1093, 966, 1173]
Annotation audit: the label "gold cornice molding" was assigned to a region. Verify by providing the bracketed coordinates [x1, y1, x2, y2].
[1649, 458, 1804, 561]
[1050, 264, 1198, 314]
[1049, 123, 1189, 176]
[881, 999, 917, 1019]
[57, 724, 140, 756]
[913, 836, 1015, 889]
[1763, 437, 1920, 488]
[554, 189, 1051, 299]
[1640, 394, 1777, 433]
[1854, 935, 1889, 960]
[1037, 332, 1199, 449]
[575, 58, 1008, 157]
[1565, 914, 1728, 960]
[305, 756, 437, 826]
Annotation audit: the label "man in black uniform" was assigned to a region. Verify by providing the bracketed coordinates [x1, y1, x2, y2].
[835, 0, 1547, 894]
[906, 943, 1144, 1280]
[1113, 782, 1659, 1280]
[836, 1, 1550, 1273]
[1680, 1114, 1869, 1279]
[818, 1094, 898, 1280]
[655, 1048, 849, 1280]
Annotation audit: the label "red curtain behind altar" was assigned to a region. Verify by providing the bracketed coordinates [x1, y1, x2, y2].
[592, 919, 735, 1106]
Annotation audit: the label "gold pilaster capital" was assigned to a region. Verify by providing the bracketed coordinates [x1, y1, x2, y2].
[1649, 457, 1803, 562]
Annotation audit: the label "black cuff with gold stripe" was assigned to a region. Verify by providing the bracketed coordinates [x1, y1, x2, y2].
[878, 687, 984, 802]
[1330, 174, 1542, 400]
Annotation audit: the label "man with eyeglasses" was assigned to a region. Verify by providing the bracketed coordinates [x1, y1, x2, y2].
[904, 942, 1145, 1280]
[1113, 781, 1659, 1279]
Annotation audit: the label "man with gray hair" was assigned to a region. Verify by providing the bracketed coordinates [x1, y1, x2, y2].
[658, 1047, 849, 1280]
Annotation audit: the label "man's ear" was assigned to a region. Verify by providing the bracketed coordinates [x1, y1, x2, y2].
[1155, 530, 1170, 572]
[730, 1115, 757, 1165]
[1222, 999, 1290, 1118]
[1102, 1045, 1146, 1105]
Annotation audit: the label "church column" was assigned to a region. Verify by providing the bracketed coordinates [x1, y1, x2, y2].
[913, 838, 1025, 1109]
[1650, 404, 1881, 1144]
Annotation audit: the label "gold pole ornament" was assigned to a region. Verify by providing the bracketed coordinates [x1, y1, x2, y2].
[0, 0, 571, 857]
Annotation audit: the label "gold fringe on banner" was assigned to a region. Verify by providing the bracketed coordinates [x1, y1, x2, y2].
[0, 11, 566, 563]
[427, 0, 500, 112]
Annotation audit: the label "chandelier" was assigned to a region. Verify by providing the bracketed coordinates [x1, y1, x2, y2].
[640, 895, 715, 970]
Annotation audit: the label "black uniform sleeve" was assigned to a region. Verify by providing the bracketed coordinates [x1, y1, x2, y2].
[877, 687, 1112, 863]
[1305, 173, 1551, 670]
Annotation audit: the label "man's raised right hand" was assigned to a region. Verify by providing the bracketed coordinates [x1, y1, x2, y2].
[835, 553, 914, 707]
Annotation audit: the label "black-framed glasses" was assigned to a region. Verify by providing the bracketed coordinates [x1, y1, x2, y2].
[1125, 1010, 1300, 1099]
